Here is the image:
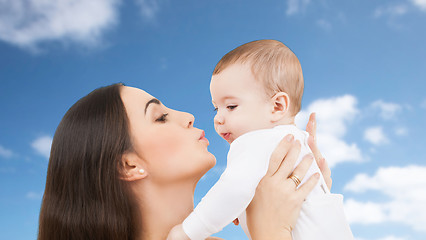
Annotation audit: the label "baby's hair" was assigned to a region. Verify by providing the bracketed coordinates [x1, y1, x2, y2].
[213, 39, 304, 115]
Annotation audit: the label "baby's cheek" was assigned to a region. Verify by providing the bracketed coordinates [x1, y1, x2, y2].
[213, 124, 220, 135]
[233, 117, 252, 137]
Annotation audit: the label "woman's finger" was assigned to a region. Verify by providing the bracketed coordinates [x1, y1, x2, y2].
[297, 173, 320, 200]
[306, 113, 324, 162]
[266, 134, 294, 177]
[308, 134, 325, 173]
[305, 112, 316, 138]
[275, 140, 301, 178]
[287, 154, 314, 188]
[306, 112, 332, 190]
[318, 158, 332, 190]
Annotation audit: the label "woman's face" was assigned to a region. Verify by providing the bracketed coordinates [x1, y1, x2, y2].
[121, 86, 216, 184]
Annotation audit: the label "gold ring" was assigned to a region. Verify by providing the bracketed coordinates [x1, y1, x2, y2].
[289, 174, 301, 188]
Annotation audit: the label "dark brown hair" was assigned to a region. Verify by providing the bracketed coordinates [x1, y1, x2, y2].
[38, 83, 140, 240]
[213, 39, 304, 115]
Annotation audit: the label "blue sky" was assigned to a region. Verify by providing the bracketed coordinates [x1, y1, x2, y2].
[0, 0, 426, 239]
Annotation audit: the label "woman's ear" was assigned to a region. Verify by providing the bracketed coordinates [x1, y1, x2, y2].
[120, 152, 148, 182]
[270, 92, 290, 122]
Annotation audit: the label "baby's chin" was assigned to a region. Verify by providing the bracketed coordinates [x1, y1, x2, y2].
[224, 133, 240, 144]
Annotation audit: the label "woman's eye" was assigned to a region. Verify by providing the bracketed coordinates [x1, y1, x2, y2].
[155, 113, 168, 122]
[227, 105, 238, 110]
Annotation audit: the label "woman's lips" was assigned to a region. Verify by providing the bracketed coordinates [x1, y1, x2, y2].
[199, 131, 209, 145]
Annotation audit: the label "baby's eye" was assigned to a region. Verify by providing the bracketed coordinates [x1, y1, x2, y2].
[227, 105, 238, 110]
[155, 113, 168, 122]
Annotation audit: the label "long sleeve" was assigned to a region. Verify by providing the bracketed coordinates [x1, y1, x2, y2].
[182, 130, 279, 240]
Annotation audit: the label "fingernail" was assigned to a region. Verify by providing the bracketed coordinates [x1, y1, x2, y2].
[285, 134, 294, 142]
[307, 153, 314, 159]
[314, 172, 320, 179]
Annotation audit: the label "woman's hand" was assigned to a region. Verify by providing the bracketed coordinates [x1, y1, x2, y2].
[306, 113, 332, 190]
[246, 135, 320, 240]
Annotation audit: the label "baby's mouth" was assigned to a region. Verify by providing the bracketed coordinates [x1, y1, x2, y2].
[221, 133, 231, 141]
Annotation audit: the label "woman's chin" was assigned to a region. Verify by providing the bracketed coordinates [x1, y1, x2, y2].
[194, 156, 216, 181]
[207, 154, 217, 170]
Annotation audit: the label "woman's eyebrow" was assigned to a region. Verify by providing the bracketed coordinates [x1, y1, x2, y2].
[144, 98, 161, 115]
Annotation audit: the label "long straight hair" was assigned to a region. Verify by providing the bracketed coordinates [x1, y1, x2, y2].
[38, 83, 140, 240]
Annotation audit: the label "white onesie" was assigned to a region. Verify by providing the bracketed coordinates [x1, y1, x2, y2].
[182, 125, 354, 240]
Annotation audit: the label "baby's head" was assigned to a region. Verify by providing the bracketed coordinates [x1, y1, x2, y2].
[210, 39, 304, 143]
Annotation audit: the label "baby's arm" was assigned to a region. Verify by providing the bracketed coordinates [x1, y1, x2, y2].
[169, 131, 276, 240]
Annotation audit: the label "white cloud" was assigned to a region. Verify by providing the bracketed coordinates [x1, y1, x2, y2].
[296, 95, 363, 168]
[344, 199, 387, 224]
[286, 0, 310, 16]
[371, 100, 402, 120]
[364, 126, 389, 145]
[355, 237, 406, 240]
[26, 191, 42, 200]
[0, 145, 13, 158]
[344, 165, 426, 232]
[135, 0, 161, 20]
[354, 236, 406, 240]
[316, 19, 332, 31]
[31, 135, 52, 159]
[377, 236, 407, 240]
[0, 0, 120, 52]
[374, 1, 426, 29]
[421, 99, 426, 109]
[412, 0, 426, 11]
[394, 127, 408, 136]
[374, 4, 409, 18]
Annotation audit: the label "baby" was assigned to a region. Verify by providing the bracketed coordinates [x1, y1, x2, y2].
[168, 40, 353, 240]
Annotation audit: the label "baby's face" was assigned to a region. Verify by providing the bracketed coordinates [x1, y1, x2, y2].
[210, 63, 273, 144]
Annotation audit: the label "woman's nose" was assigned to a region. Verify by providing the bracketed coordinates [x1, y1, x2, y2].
[172, 109, 195, 128]
[187, 114, 194, 128]
[182, 111, 194, 128]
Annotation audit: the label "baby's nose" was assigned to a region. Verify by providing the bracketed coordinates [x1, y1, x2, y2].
[214, 113, 224, 125]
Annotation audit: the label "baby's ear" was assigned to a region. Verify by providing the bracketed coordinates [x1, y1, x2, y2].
[120, 152, 148, 182]
[270, 92, 290, 122]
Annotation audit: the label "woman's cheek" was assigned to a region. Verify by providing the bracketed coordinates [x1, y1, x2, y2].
[146, 133, 195, 181]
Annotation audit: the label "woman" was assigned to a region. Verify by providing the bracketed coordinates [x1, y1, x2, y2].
[38, 83, 330, 240]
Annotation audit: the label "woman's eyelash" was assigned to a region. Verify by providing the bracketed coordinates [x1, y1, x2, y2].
[213, 107, 218, 112]
[155, 113, 168, 122]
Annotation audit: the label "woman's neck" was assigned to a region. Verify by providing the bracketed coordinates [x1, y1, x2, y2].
[134, 180, 196, 240]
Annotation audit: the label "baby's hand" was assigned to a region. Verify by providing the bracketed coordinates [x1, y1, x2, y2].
[167, 224, 190, 240]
